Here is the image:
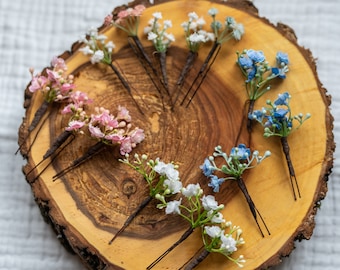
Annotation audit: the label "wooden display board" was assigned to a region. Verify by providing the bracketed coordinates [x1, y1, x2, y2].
[18, 0, 334, 269]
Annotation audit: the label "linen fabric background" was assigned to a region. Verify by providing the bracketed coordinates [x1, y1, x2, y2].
[0, 0, 339, 269]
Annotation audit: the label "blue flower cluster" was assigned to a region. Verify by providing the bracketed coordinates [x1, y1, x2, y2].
[236, 49, 289, 100]
[200, 144, 270, 192]
[249, 92, 311, 138]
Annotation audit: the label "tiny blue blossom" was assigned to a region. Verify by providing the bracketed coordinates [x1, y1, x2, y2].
[236, 49, 290, 101]
[246, 49, 265, 63]
[271, 67, 287, 79]
[250, 92, 310, 137]
[238, 55, 253, 69]
[276, 51, 289, 66]
[230, 144, 251, 160]
[246, 66, 257, 82]
[249, 109, 264, 122]
[208, 175, 225, 192]
[202, 145, 270, 192]
[274, 92, 290, 106]
[273, 108, 289, 119]
[200, 158, 214, 176]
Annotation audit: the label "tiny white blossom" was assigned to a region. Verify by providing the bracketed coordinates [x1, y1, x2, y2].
[90, 50, 104, 64]
[220, 234, 237, 253]
[164, 179, 182, 194]
[189, 32, 206, 44]
[188, 12, 199, 21]
[181, 21, 189, 29]
[87, 27, 98, 37]
[181, 183, 202, 197]
[189, 22, 198, 30]
[201, 195, 222, 211]
[208, 211, 225, 223]
[147, 31, 158, 41]
[204, 225, 222, 238]
[152, 12, 162, 19]
[232, 23, 245, 41]
[144, 26, 152, 34]
[164, 33, 175, 42]
[96, 34, 108, 43]
[163, 20, 172, 29]
[165, 198, 182, 214]
[79, 45, 94, 55]
[208, 8, 218, 16]
[196, 17, 206, 28]
[105, 41, 115, 53]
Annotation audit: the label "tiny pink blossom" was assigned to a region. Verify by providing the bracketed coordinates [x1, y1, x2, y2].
[51, 57, 67, 70]
[60, 83, 75, 94]
[66, 120, 85, 131]
[70, 91, 92, 105]
[116, 106, 131, 122]
[29, 75, 47, 93]
[130, 128, 145, 144]
[134, 5, 146, 14]
[46, 69, 61, 82]
[104, 14, 113, 26]
[61, 104, 74, 114]
[89, 124, 105, 138]
[105, 133, 124, 144]
[118, 9, 130, 20]
[120, 137, 132, 155]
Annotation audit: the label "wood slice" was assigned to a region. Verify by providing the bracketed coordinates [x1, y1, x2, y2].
[18, 0, 334, 269]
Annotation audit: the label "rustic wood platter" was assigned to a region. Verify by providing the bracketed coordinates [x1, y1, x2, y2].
[18, 0, 334, 269]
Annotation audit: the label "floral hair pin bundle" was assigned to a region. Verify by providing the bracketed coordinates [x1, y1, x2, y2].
[104, 5, 164, 101]
[236, 49, 289, 139]
[201, 144, 271, 237]
[79, 27, 144, 114]
[26, 90, 93, 183]
[108, 153, 182, 244]
[182, 8, 244, 107]
[16, 57, 76, 156]
[52, 106, 145, 181]
[249, 92, 311, 200]
[172, 11, 214, 108]
[144, 12, 175, 97]
[117, 154, 245, 269]
[149, 183, 245, 269]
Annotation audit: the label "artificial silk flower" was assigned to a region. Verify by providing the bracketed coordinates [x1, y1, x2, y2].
[249, 92, 311, 200]
[201, 144, 271, 237]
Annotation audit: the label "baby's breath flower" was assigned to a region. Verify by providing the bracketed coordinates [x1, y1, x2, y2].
[249, 92, 311, 200]
[202, 144, 271, 237]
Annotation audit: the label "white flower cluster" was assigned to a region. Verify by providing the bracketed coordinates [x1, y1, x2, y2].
[144, 12, 175, 52]
[181, 11, 215, 52]
[203, 222, 245, 267]
[79, 27, 115, 64]
[158, 181, 245, 267]
[154, 159, 182, 194]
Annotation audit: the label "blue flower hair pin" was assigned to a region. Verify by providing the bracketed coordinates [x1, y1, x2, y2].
[249, 92, 311, 200]
[236, 49, 289, 141]
[201, 144, 271, 237]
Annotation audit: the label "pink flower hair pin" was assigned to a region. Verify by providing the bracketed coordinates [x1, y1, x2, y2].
[52, 105, 145, 181]
[16, 57, 76, 156]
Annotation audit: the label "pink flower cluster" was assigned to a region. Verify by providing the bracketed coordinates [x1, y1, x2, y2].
[104, 5, 146, 36]
[28, 57, 75, 102]
[115, 4, 145, 23]
[88, 106, 144, 155]
[62, 91, 93, 133]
